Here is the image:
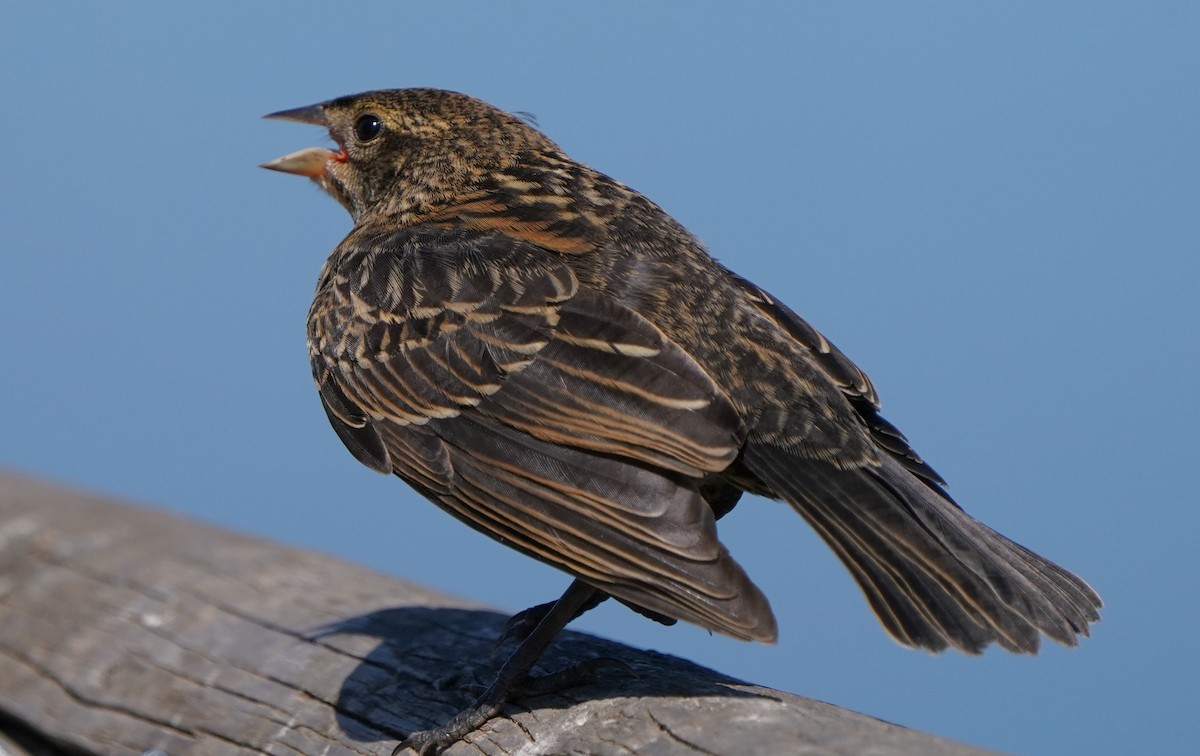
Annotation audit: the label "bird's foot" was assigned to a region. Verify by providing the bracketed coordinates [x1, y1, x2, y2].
[393, 696, 503, 756]
[491, 601, 556, 656]
[519, 656, 633, 696]
[393, 657, 631, 755]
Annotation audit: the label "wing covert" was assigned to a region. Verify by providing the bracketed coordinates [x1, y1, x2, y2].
[309, 226, 745, 477]
[306, 225, 771, 641]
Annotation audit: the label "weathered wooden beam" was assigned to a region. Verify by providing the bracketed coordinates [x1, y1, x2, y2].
[0, 473, 992, 755]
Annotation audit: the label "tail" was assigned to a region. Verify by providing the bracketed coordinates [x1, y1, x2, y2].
[743, 445, 1102, 653]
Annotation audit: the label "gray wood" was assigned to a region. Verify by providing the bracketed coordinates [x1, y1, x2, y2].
[0, 473, 993, 756]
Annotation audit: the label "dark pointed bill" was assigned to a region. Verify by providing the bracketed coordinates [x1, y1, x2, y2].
[263, 103, 329, 126]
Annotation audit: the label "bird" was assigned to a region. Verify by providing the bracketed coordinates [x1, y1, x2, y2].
[262, 88, 1101, 754]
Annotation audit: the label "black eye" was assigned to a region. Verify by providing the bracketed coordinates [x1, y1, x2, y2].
[354, 114, 382, 142]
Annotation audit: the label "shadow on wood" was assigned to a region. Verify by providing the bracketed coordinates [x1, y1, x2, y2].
[322, 606, 781, 748]
[0, 472, 993, 755]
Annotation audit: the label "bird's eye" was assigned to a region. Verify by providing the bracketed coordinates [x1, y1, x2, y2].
[354, 114, 382, 142]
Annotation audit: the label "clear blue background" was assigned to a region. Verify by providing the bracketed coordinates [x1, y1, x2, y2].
[2, 3, 1196, 754]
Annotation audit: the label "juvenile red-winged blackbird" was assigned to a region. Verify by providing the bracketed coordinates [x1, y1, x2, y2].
[263, 89, 1101, 754]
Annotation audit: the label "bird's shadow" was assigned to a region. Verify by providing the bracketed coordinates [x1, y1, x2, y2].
[312, 605, 769, 746]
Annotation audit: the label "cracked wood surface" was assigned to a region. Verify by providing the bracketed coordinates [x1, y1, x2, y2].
[0, 473, 993, 756]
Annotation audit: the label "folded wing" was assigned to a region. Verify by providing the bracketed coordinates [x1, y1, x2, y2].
[309, 226, 775, 641]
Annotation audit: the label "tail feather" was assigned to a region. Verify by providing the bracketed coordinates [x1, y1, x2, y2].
[743, 445, 1101, 654]
[872, 454, 1101, 642]
[797, 481, 1007, 651]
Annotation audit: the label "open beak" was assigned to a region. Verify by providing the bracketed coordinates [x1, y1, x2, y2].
[260, 147, 338, 177]
[260, 103, 338, 177]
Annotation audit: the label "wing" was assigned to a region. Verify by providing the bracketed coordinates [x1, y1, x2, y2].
[727, 270, 946, 487]
[309, 226, 775, 641]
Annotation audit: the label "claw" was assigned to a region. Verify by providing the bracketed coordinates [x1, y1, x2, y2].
[393, 693, 506, 755]
[395, 658, 627, 754]
[521, 657, 634, 696]
[399, 581, 605, 754]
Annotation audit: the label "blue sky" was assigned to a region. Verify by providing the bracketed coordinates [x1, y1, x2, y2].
[2, 3, 1196, 754]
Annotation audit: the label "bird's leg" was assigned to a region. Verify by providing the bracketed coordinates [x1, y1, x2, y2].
[490, 486, 741, 654]
[396, 579, 602, 755]
[493, 578, 609, 653]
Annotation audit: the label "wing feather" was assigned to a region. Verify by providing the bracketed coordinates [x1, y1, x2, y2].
[309, 226, 773, 640]
[428, 416, 774, 641]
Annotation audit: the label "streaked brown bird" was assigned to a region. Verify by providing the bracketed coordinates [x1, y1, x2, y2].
[263, 88, 1101, 754]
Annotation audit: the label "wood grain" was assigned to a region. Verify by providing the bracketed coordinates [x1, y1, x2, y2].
[0, 473, 992, 755]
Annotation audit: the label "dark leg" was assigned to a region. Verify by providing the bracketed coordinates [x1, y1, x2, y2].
[494, 579, 609, 652]
[395, 580, 601, 755]
[492, 484, 740, 651]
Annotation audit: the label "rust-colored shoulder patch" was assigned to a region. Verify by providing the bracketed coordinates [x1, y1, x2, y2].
[425, 196, 598, 255]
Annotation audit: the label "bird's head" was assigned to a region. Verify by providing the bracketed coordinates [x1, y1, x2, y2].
[261, 88, 560, 222]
